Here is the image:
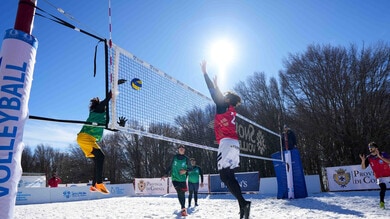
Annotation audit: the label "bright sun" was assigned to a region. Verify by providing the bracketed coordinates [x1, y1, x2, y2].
[209, 38, 236, 88]
[209, 38, 236, 67]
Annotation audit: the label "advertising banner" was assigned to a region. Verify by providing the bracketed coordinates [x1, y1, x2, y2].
[135, 178, 167, 195]
[209, 172, 259, 193]
[16, 187, 50, 205]
[16, 183, 134, 205]
[326, 165, 390, 191]
[236, 116, 268, 155]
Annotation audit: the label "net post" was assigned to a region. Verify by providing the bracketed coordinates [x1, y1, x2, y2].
[14, 0, 37, 34]
[1, 1, 37, 218]
[104, 38, 110, 129]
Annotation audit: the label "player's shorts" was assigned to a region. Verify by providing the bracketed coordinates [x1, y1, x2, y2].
[77, 132, 101, 158]
[172, 181, 188, 192]
[377, 176, 390, 184]
[217, 138, 240, 170]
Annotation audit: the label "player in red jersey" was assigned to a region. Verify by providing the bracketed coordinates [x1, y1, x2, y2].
[360, 142, 390, 209]
[201, 60, 251, 219]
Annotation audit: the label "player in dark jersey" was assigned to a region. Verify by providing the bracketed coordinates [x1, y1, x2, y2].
[201, 60, 251, 219]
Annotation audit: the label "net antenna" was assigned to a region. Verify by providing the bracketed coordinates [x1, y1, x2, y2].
[108, 43, 284, 164]
[107, 0, 116, 129]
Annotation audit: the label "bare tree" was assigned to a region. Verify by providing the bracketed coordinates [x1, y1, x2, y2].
[175, 106, 217, 173]
[234, 72, 285, 177]
[62, 144, 93, 184]
[21, 146, 35, 172]
[101, 132, 129, 183]
[279, 42, 390, 189]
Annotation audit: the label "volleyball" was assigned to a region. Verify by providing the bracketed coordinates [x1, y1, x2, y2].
[131, 78, 142, 90]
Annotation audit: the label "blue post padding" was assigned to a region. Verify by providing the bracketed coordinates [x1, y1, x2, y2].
[272, 152, 288, 199]
[272, 149, 308, 199]
[4, 29, 38, 48]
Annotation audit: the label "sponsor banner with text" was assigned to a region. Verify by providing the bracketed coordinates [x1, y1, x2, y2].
[326, 165, 390, 191]
[209, 172, 259, 193]
[16, 184, 134, 205]
[134, 178, 167, 195]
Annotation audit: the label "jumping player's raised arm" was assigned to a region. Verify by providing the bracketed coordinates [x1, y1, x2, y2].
[92, 91, 111, 113]
[96, 79, 127, 113]
[200, 60, 231, 114]
[200, 60, 225, 106]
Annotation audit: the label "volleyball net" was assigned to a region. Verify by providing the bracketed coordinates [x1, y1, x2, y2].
[11, 1, 284, 163]
[108, 43, 283, 162]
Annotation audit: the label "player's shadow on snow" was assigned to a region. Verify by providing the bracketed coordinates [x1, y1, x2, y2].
[284, 196, 364, 217]
[203, 193, 364, 217]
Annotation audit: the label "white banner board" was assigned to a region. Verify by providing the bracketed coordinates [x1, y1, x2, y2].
[16, 183, 134, 205]
[326, 164, 390, 191]
[134, 178, 167, 195]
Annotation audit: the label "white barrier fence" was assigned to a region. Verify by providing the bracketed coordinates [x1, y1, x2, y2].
[16, 174, 323, 205]
[135, 174, 321, 196]
[16, 183, 135, 205]
[18, 175, 46, 188]
[16, 164, 390, 205]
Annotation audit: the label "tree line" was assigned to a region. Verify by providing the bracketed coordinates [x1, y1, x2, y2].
[22, 42, 389, 191]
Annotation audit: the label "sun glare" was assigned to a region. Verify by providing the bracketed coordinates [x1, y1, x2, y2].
[209, 38, 236, 67]
[208, 38, 237, 89]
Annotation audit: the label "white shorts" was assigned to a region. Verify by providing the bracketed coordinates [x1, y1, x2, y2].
[217, 138, 240, 170]
[377, 176, 390, 184]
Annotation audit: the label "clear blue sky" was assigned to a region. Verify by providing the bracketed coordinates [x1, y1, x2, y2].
[1, 0, 389, 150]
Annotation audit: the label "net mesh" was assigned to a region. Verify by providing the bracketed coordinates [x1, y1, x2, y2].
[108, 43, 282, 161]
[110, 45, 210, 128]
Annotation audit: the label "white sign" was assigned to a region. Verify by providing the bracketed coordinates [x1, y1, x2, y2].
[134, 178, 167, 195]
[326, 164, 390, 191]
[16, 183, 135, 205]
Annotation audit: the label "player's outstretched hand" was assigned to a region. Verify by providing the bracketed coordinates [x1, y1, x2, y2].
[118, 79, 127, 85]
[117, 116, 128, 127]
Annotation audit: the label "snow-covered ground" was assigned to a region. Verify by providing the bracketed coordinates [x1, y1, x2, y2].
[14, 190, 389, 218]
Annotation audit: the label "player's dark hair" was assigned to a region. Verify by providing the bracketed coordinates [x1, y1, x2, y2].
[224, 91, 241, 107]
[89, 97, 100, 110]
[368, 141, 378, 148]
